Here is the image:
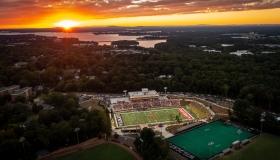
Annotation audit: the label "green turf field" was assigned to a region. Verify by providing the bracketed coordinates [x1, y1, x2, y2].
[221, 133, 280, 160]
[120, 108, 184, 126]
[56, 143, 135, 160]
[168, 121, 254, 160]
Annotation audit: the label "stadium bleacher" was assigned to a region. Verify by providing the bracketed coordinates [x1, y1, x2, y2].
[112, 99, 181, 112]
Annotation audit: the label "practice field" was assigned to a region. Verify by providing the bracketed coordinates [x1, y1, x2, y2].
[120, 107, 193, 126]
[221, 133, 280, 160]
[168, 121, 254, 160]
[56, 143, 135, 160]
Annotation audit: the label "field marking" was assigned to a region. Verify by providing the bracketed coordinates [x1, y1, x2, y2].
[152, 112, 158, 123]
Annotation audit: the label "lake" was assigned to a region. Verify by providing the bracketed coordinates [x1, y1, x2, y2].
[0, 32, 166, 48]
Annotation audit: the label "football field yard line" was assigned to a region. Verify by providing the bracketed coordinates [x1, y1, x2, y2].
[152, 111, 158, 123]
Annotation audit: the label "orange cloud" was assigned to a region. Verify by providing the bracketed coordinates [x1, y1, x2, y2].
[0, 0, 279, 28]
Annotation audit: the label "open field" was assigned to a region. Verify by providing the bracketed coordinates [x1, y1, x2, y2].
[168, 121, 254, 160]
[55, 143, 135, 160]
[221, 133, 280, 160]
[120, 107, 193, 126]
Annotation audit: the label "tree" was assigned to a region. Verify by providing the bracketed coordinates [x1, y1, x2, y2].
[0, 103, 31, 127]
[134, 128, 169, 160]
[233, 99, 251, 121]
[38, 110, 61, 126]
[14, 95, 27, 103]
[49, 121, 73, 149]
[232, 99, 261, 127]
[0, 139, 36, 160]
[0, 94, 11, 105]
[175, 114, 182, 123]
[43, 92, 78, 109]
[222, 84, 230, 97]
[85, 110, 111, 138]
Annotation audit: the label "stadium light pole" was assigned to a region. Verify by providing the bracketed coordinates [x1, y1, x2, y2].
[123, 90, 127, 97]
[260, 112, 266, 135]
[159, 123, 164, 136]
[19, 137, 26, 157]
[139, 137, 144, 153]
[74, 127, 80, 144]
[164, 87, 167, 95]
[237, 129, 242, 141]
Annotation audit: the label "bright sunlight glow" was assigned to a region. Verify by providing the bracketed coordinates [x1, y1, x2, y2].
[55, 20, 79, 30]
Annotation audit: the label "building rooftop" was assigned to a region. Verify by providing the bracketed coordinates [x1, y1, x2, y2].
[110, 97, 130, 104]
[11, 87, 32, 95]
[128, 88, 159, 99]
[0, 85, 20, 92]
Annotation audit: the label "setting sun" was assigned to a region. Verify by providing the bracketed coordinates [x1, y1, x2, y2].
[55, 20, 79, 30]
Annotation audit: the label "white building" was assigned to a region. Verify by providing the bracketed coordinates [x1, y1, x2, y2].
[11, 87, 32, 101]
[0, 85, 20, 95]
[128, 88, 159, 100]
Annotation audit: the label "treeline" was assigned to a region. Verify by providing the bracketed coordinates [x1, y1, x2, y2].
[233, 99, 280, 135]
[1, 34, 280, 110]
[1, 39, 280, 114]
[0, 92, 111, 160]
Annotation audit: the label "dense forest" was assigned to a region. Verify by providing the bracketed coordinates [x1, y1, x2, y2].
[0, 92, 111, 159]
[0, 33, 279, 113]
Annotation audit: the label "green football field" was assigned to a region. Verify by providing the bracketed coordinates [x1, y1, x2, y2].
[120, 108, 187, 126]
[168, 121, 255, 160]
[56, 143, 135, 160]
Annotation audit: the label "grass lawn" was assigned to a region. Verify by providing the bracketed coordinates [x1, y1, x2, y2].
[221, 133, 280, 160]
[120, 108, 187, 126]
[56, 143, 135, 160]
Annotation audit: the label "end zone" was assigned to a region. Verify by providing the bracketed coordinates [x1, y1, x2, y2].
[178, 107, 194, 120]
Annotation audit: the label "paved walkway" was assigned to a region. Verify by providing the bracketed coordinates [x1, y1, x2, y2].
[152, 125, 174, 138]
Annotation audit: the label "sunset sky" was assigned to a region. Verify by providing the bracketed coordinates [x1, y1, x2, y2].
[0, 0, 280, 28]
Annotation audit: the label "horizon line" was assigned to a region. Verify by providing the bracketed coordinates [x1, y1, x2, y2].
[1, 24, 280, 30]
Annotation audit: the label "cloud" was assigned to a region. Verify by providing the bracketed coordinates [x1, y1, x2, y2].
[0, 0, 280, 26]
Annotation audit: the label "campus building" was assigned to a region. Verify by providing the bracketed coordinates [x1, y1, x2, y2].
[0, 85, 20, 96]
[0, 85, 32, 100]
[11, 87, 33, 101]
[128, 88, 159, 101]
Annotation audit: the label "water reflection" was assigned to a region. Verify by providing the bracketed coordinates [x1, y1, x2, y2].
[0, 32, 166, 48]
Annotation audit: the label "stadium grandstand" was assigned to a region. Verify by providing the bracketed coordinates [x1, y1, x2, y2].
[109, 88, 180, 112]
[108, 88, 195, 128]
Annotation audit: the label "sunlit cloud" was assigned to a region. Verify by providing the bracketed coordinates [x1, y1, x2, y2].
[0, 0, 279, 28]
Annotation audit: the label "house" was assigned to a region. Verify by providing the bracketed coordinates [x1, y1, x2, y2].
[14, 62, 28, 68]
[11, 87, 32, 101]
